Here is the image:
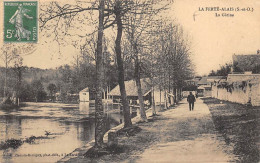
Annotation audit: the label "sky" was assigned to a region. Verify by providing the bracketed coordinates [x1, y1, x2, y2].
[172, 0, 260, 75]
[0, 0, 260, 75]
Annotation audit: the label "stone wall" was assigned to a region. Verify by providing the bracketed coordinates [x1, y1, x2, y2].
[212, 78, 260, 106]
[227, 74, 260, 82]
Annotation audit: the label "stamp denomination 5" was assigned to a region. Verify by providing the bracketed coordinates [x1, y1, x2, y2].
[4, 1, 38, 43]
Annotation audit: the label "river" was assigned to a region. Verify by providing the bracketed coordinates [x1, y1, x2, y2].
[0, 102, 125, 163]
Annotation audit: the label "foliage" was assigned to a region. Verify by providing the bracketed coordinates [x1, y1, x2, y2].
[209, 63, 232, 76]
[31, 79, 47, 102]
[252, 65, 260, 74]
[151, 23, 194, 91]
[233, 62, 243, 73]
[47, 83, 57, 95]
[0, 61, 121, 102]
[47, 83, 57, 101]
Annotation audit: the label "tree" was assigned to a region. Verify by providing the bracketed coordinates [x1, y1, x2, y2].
[1, 43, 36, 99]
[149, 22, 194, 107]
[0, 45, 16, 97]
[252, 65, 260, 74]
[39, 0, 173, 148]
[113, 0, 133, 127]
[41, 0, 136, 127]
[94, 0, 106, 148]
[168, 25, 194, 102]
[47, 83, 57, 101]
[40, 1, 116, 148]
[31, 80, 46, 102]
[123, 3, 150, 122]
[113, 0, 172, 123]
[150, 22, 172, 110]
[209, 63, 232, 76]
[19, 83, 33, 102]
[12, 49, 24, 105]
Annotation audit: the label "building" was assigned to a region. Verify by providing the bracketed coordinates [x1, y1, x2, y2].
[153, 86, 175, 106]
[79, 88, 90, 102]
[184, 78, 200, 86]
[182, 78, 200, 97]
[232, 51, 260, 72]
[196, 76, 225, 97]
[109, 78, 176, 107]
[197, 76, 224, 86]
[109, 78, 152, 106]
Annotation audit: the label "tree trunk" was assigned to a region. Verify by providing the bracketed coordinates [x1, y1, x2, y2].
[115, 7, 132, 128]
[15, 67, 22, 106]
[159, 72, 162, 110]
[134, 54, 147, 122]
[94, 0, 105, 148]
[173, 87, 177, 104]
[151, 56, 156, 115]
[163, 73, 168, 110]
[152, 85, 156, 115]
[160, 87, 162, 111]
[164, 90, 167, 109]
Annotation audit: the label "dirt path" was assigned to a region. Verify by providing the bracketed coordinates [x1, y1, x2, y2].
[62, 98, 235, 163]
[136, 98, 234, 163]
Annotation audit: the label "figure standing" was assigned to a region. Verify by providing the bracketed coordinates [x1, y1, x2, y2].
[187, 92, 196, 111]
[9, 4, 33, 41]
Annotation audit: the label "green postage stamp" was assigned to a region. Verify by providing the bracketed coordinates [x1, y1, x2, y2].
[4, 1, 38, 42]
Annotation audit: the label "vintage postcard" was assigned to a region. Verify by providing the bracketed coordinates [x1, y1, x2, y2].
[0, 0, 259, 163]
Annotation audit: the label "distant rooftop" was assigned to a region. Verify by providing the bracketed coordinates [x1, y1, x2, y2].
[80, 87, 89, 92]
[109, 78, 151, 97]
[233, 52, 260, 72]
[198, 76, 224, 85]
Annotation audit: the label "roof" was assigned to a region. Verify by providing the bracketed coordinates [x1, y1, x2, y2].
[185, 78, 200, 82]
[184, 79, 200, 86]
[218, 78, 227, 83]
[109, 78, 152, 97]
[197, 77, 207, 85]
[207, 76, 225, 79]
[233, 54, 260, 71]
[198, 76, 224, 85]
[198, 85, 211, 90]
[207, 76, 225, 82]
[197, 86, 205, 90]
[80, 87, 89, 92]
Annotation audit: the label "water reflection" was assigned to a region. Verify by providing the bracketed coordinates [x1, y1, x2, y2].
[0, 102, 126, 163]
[79, 102, 93, 114]
[0, 116, 22, 141]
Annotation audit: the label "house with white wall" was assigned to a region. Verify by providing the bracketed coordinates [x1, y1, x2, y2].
[79, 88, 90, 102]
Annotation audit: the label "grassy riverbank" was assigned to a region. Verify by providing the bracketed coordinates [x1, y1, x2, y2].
[202, 97, 260, 163]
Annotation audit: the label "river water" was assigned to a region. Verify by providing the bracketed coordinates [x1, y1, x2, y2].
[0, 102, 125, 163]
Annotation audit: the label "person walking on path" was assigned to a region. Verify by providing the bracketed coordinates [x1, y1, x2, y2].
[187, 92, 196, 111]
